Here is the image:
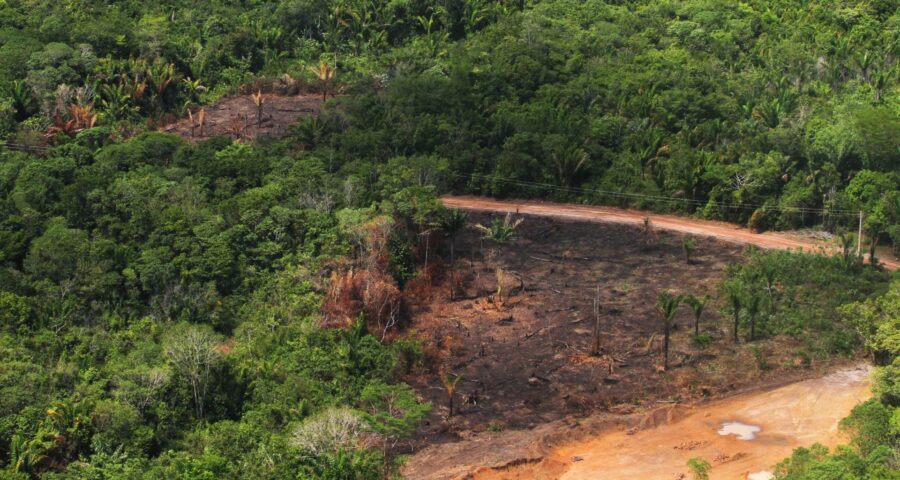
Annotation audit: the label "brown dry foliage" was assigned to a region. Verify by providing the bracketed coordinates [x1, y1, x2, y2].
[322, 267, 403, 340]
[322, 217, 407, 339]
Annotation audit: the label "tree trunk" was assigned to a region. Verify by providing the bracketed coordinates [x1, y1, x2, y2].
[694, 316, 699, 336]
[663, 326, 670, 370]
[733, 311, 740, 343]
[869, 236, 878, 264]
[449, 240, 455, 300]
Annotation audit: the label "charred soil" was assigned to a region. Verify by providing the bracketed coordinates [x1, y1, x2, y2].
[402, 213, 859, 452]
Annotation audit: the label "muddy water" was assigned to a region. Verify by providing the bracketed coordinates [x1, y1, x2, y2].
[468, 366, 871, 480]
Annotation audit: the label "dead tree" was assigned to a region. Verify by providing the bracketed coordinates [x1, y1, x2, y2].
[591, 285, 602, 356]
[251, 90, 265, 128]
[439, 371, 462, 417]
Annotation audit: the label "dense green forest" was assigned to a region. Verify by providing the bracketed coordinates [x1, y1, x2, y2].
[0, 0, 897, 478]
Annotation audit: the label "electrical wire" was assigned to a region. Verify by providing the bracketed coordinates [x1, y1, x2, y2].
[450, 171, 862, 217]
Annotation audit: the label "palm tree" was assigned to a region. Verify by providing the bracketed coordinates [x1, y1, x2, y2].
[441, 209, 468, 264]
[440, 209, 468, 299]
[251, 90, 265, 127]
[438, 371, 462, 417]
[725, 283, 743, 344]
[656, 291, 683, 371]
[551, 146, 589, 187]
[684, 294, 710, 337]
[682, 236, 696, 264]
[745, 291, 762, 341]
[8, 80, 35, 121]
[308, 61, 336, 102]
[473, 212, 523, 244]
[837, 231, 856, 263]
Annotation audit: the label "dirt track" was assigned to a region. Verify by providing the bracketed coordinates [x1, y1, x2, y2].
[441, 196, 899, 271]
[404, 366, 872, 480]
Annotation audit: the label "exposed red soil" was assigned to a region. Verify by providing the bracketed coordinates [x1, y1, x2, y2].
[401, 212, 854, 471]
[441, 196, 899, 271]
[159, 93, 323, 141]
[458, 366, 871, 480]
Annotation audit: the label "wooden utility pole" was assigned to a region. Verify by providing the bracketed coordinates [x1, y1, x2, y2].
[857, 211, 863, 257]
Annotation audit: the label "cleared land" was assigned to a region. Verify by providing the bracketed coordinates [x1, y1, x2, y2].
[442, 196, 899, 271]
[160, 93, 323, 141]
[401, 212, 861, 477]
[406, 365, 870, 480]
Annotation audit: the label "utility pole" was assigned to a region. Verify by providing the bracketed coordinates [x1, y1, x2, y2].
[857, 211, 863, 257]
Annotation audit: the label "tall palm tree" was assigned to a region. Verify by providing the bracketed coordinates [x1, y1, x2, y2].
[745, 291, 762, 341]
[837, 231, 855, 263]
[439, 371, 462, 417]
[725, 283, 743, 344]
[308, 61, 336, 102]
[440, 208, 468, 299]
[473, 212, 523, 244]
[551, 146, 589, 187]
[684, 294, 710, 336]
[8, 80, 35, 121]
[656, 291, 683, 371]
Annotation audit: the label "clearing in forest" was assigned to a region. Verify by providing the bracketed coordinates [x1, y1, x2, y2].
[403, 213, 853, 446]
[159, 93, 323, 141]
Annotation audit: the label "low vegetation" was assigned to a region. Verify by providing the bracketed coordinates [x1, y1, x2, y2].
[774, 280, 900, 479]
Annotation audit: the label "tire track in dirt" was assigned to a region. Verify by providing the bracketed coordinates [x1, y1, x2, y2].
[404, 366, 872, 480]
[441, 196, 898, 271]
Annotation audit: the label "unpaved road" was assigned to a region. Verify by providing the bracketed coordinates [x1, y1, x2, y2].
[441, 196, 899, 271]
[405, 366, 872, 480]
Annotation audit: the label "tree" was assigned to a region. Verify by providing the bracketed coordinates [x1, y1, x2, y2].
[440, 208, 468, 299]
[292, 407, 367, 456]
[854, 107, 900, 172]
[684, 294, 710, 337]
[656, 291, 683, 371]
[745, 290, 762, 341]
[357, 382, 430, 460]
[163, 323, 224, 419]
[845, 170, 900, 264]
[724, 282, 743, 344]
[438, 371, 462, 417]
[473, 212, 523, 244]
[682, 236, 696, 264]
[836, 231, 856, 264]
[473, 212, 523, 270]
[591, 285, 602, 356]
[309, 61, 336, 102]
[251, 90, 264, 127]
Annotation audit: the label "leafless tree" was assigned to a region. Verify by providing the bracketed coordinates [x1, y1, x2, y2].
[163, 323, 223, 419]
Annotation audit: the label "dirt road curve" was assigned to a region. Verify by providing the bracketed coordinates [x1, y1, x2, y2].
[441, 196, 899, 271]
[470, 366, 871, 480]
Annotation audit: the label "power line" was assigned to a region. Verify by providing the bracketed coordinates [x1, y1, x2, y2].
[450, 171, 861, 217]
[2, 143, 51, 154]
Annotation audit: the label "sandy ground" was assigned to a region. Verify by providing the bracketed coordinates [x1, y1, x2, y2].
[406, 365, 871, 480]
[441, 196, 898, 271]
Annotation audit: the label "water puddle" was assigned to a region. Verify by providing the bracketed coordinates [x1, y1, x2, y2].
[717, 421, 761, 440]
[747, 471, 774, 480]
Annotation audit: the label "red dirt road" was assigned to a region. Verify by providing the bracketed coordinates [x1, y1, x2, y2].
[441, 196, 899, 271]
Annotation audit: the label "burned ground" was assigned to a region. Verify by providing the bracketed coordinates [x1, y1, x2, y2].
[402, 213, 837, 447]
[159, 93, 323, 142]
